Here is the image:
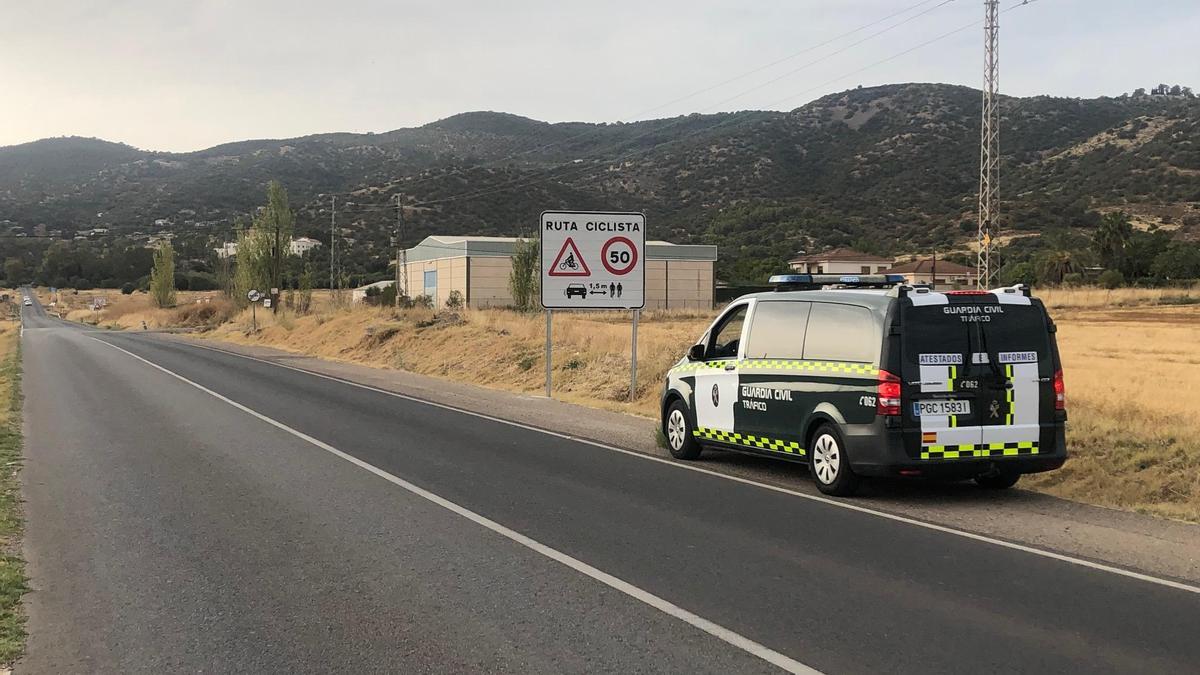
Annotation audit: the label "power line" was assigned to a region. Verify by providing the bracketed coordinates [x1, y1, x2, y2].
[397, 8, 1028, 211]
[310, 0, 961, 202]
[314, 0, 1042, 215]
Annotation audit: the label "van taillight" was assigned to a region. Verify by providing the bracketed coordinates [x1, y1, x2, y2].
[877, 370, 901, 416]
[1053, 369, 1066, 410]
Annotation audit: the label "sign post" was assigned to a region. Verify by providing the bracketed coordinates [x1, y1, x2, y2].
[247, 289, 261, 332]
[540, 210, 646, 399]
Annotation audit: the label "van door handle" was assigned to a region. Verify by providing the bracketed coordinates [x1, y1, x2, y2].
[724, 363, 736, 371]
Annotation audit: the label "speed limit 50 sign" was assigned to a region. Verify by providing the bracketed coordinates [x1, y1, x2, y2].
[541, 210, 645, 309]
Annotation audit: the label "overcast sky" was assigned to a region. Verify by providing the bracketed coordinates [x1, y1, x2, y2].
[3, 0, 1198, 152]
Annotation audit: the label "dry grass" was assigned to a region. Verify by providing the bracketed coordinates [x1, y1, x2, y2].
[1038, 284, 1200, 310]
[57, 285, 1200, 520]
[1024, 305, 1200, 521]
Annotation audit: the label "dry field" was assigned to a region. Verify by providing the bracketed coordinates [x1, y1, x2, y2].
[53, 285, 1200, 520]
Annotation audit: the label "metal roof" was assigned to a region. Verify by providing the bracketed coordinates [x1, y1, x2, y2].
[404, 235, 717, 263]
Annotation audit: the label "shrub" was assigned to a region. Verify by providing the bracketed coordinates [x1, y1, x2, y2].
[446, 290, 464, 309]
[1098, 269, 1125, 289]
[413, 294, 434, 309]
[120, 283, 135, 295]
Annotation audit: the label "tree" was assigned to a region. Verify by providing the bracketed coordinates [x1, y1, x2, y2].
[1035, 249, 1079, 285]
[149, 241, 177, 308]
[1151, 243, 1200, 280]
[297, 263, 313, 314]
[1093, 211, 1132, 270]
[253, 180, 294, 312]
[232, 227, 272, 308]
[3, 259, 25, 284]
[508, 238, 539, 311]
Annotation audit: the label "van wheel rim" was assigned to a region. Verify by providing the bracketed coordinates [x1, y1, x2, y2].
[667, 409, 686, 450]
[813, 434, 840, 484]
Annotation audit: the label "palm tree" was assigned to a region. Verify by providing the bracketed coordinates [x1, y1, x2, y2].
[1038, 250, 1079, 285]
[1093, 211, 1132, 271]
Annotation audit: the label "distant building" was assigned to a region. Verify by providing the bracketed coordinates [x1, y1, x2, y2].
[351, 279, 396, 305]
[153, 218, 169, 227]
[884, 258, 978, 289]
[216, 237, 322, 259]
[788, 247, 894, 274]
[289, 237, 322, 256]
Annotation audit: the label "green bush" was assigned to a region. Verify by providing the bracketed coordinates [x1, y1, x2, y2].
[446, 290, 464, 310]
[1098, 269, 1125, 289]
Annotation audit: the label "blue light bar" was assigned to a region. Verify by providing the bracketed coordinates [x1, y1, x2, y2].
[767, 274, 812, 285]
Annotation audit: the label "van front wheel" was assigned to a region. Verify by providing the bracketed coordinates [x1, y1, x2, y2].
[665, 400, 702, 460]
[810, 423, 859, 496]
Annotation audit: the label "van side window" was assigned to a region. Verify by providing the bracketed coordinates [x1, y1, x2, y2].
[803, 303, 876, 363]
[707, 304, 748, 359]
[744, 301, 810, 359]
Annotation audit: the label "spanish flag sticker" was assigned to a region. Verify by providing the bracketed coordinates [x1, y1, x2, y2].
[922, 432, 938, 444]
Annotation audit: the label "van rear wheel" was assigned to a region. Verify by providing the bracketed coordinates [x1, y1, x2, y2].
[810, 423, 859, 496]
[665, 400, 702, 460]
[975, 470, 1021, 489]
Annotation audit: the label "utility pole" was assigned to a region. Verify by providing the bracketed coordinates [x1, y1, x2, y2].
[394, 194, 406, 307]
[272, 198, 282, 314]
[329, 195, 337, 304]
[976, 0, 1000, 289]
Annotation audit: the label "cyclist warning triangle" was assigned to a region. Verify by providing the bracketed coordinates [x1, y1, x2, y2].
[548, 237, 591, 276]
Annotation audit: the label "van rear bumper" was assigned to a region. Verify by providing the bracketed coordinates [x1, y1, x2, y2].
[844, 418, 1068, 479]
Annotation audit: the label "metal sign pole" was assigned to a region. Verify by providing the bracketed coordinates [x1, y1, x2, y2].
[251, 302, 257, 332]
[630, 309, 639, 400]
[545, 309, 553, 398]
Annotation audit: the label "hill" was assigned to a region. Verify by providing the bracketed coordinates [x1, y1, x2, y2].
[0, 83, 1197, 282]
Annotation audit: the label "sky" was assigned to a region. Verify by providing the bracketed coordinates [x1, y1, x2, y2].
[3, 0, 1198, 152]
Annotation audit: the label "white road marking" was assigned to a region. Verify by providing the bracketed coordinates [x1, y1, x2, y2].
[164, 338, 1200, 598]
[92, 338, 820, 674]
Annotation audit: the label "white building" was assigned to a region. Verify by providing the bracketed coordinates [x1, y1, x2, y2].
[215, 241, 239, 258]
[289, 237, 323, 256]
[788, 247, 895, 275]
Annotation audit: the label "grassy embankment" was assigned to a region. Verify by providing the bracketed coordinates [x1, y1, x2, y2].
[0, 319, 27, 663]
[58, 285, 1200, 521]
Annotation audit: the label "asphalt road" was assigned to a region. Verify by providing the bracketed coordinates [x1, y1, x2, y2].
[17, 294, 1200, 674]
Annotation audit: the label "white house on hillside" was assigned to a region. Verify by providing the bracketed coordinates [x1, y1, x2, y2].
[289, 237, 323, 256]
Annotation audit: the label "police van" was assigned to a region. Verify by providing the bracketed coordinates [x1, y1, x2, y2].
[660, 275, 1067, 496]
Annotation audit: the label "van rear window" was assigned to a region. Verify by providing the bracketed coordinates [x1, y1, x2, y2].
[804, 303, 876, 363]
[902, 303, 1049, 365]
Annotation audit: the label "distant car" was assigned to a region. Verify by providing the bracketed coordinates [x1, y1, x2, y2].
[565, 284, 587, 299]
[23, 299, 32, 306]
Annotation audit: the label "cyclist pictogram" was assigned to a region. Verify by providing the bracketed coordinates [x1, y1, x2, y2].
[548, 238, 591, 276]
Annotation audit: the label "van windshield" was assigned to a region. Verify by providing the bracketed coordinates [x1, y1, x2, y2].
[902, 303, 1050, 368]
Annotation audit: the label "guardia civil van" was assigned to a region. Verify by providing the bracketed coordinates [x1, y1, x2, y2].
[660, 275, 1067, 496]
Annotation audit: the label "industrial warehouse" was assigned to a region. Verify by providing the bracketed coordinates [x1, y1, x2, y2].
[380, 235, 717, 310]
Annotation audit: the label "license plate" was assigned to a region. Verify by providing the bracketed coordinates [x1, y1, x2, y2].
[912, 400, 971, 417]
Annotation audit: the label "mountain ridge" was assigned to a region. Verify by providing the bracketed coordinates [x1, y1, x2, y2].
[1, 82, 1197, 282]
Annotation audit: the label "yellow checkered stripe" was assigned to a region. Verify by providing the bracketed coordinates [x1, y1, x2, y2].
[671, 359, 876, 378]
[694, 427, 805, 456]
[1004, 364, 1015, 426]
[920, 441, 1038, 460]
[739, 360, 877, 376]
[670, 360, 731, 373]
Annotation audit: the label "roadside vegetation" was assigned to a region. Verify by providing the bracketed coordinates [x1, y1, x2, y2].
[0, 319, 28, 663]
[50, 284, 1200, 521]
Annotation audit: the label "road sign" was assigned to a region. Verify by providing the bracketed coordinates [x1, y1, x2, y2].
[541, 211, 645, 310]
[247, 289, 261, 302]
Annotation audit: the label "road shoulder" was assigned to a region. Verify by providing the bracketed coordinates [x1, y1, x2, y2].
[165, 332, 1200, 585]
